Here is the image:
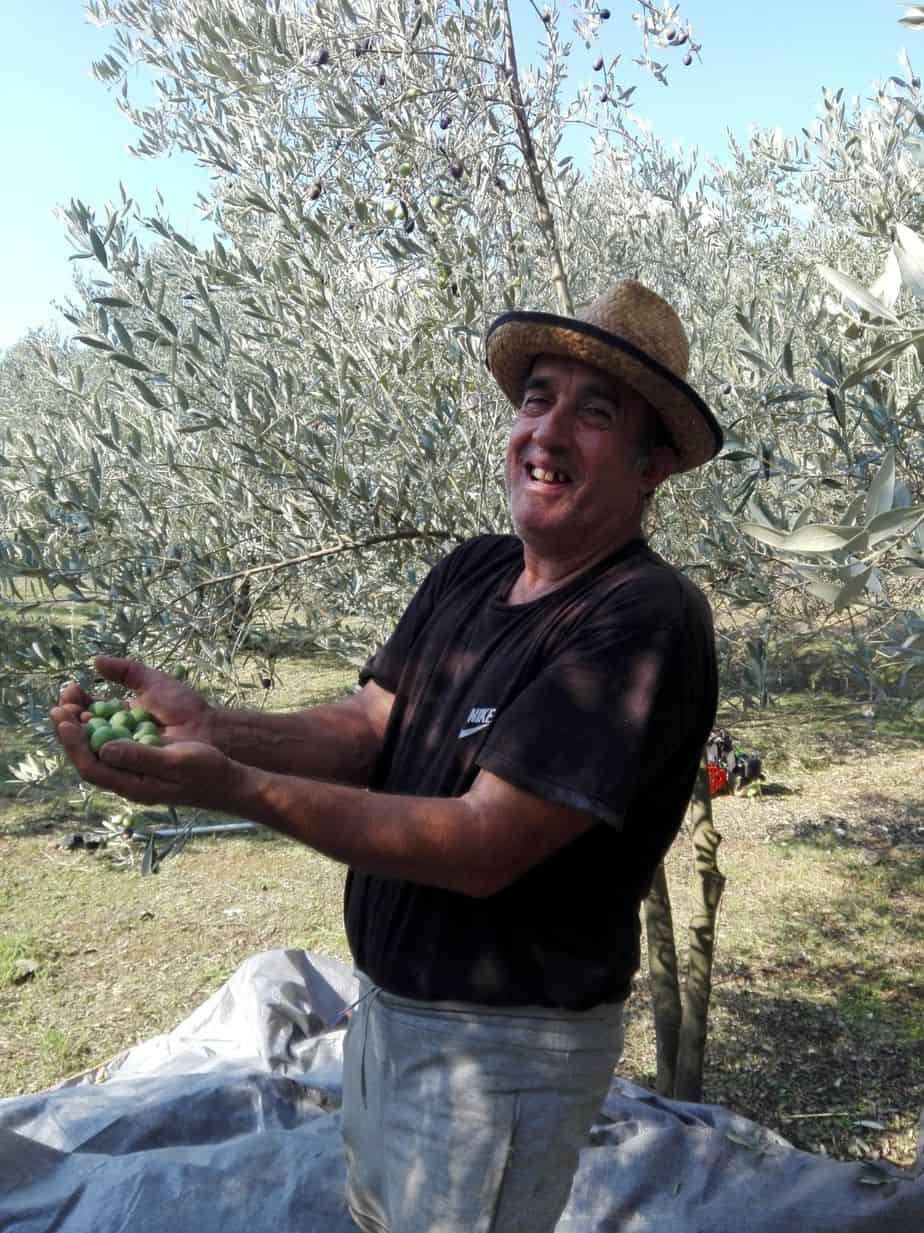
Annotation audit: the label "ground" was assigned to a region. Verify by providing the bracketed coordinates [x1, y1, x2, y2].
[0, 659, 921, 1168]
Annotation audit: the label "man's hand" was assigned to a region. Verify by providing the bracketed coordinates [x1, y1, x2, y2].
[51, 656, 214, 746]
[54, 715, 246, 810]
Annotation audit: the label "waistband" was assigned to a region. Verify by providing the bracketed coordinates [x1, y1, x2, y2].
[352, 971, 625, 1050]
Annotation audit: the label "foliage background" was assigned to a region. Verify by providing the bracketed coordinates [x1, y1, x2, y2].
[1, 0, 922, 759]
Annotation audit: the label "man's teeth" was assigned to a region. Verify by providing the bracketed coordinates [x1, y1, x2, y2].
[529, 465, 567, 483]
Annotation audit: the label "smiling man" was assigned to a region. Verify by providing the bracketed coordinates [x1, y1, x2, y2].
[51, 280, 723, 1233]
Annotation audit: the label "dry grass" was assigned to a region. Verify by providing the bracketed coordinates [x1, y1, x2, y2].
[1, 661, 921, 1170]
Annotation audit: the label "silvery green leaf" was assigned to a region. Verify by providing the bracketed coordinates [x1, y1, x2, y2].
[843, 493, 867, 526]
[782, 524, 866, 554]
[739, 523, 788, 549]
[110, 352, 151, 372]
[866, 505, 924, 547]
[868, 249, 901, 310]
[816, 265, 899, 323]
[737, 347, 773, 373]
[806, 580, 842, 604]
[894, 223, 924, 301]
[864, 448, 895, 521]
[89, 228, 109, 269]
[840, 333, 924, 390]
[130, 377, 164, 409]
[833, 567, 873, 611]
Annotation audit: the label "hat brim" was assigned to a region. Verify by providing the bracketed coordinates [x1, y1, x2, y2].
[485, 311, 723, 473]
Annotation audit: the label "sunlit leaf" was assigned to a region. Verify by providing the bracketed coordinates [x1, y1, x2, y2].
[816, 265, 899, 323]
[866, 504, 924, 547]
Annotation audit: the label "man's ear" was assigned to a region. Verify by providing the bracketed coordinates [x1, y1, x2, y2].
[639, 445, 679, 496]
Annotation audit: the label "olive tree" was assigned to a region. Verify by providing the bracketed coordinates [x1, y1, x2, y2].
[4, 0, 924, 1097]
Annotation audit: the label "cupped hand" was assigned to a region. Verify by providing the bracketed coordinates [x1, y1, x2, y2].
[51, 656, 214, 745]
[54, 718, 246, 811]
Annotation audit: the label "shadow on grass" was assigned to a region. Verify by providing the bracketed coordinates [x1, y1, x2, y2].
[688, 827, 924, 1161]
[769, 788, 924, 856]
[697, 980, 923, 1158]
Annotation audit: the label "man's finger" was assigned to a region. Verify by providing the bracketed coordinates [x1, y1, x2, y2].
[97, 737, 172, 776]
[94, 655, 149, 692]
[50, 703, 85, 731]
[58, 681, 90, 709]
[57, 721, 174, 805]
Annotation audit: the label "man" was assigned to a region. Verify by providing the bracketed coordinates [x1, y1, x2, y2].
[51, 280, 723, 1233]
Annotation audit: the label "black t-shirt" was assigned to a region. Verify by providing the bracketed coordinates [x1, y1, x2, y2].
[345, 534, 717, 1010]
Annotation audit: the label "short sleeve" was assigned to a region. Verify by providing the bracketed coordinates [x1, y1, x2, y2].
[476, 594, 708, 827]
[358, 561, 448, 694]
[357, 539, 504, 693]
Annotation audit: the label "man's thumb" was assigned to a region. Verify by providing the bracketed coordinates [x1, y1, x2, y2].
[94, 655, 155, 692]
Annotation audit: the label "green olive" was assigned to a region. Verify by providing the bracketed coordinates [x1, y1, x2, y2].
[89, 701, 111, 718]
[110, 710, 137, 732]
[103, 701, 123, 720]
[86, 716, 110, 734]
[134, 721, 160, 739]
[129, 707, 152, 725]
[135, 734, 162, 747]
[89, 725, 118, 753]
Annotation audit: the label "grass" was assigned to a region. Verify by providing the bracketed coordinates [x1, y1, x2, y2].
[1, 661, 922, 1170]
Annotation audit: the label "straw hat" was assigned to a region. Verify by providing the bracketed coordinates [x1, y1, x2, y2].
[485, 280, 723, 473]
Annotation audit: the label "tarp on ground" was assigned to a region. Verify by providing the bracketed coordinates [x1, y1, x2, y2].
[1, 949, 921, 1233]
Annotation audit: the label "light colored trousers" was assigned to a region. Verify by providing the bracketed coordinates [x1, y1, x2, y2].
[341, 974, 625, 1233]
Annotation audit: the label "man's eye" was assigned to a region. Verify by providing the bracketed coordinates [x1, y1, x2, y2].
[582, 405, 613, 422]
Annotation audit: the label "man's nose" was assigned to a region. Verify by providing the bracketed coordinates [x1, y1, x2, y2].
[529, 400, 573, 449]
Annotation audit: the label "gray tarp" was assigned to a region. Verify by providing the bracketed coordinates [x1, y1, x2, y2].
[1, 949, 921, 1233]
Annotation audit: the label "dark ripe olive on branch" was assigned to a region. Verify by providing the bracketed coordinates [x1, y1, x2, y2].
[404, 216, 416, 234]
[315, 47, 330, 66]
[449, 159, 464, 180]
[600, 91, 609, 103]
[664, 26, 676, 41]
[682, 52, 693, 66]
[541, 8, 552, 22]
[378, 69, 387, 86]
[308, 180, 323, 200]
[593, 55, 604, 71]
[439, 113, 452, 130]
[599, 7, 610, 18]
[674, 31, 688, 46]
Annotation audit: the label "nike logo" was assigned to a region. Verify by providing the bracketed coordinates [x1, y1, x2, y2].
[458, 706, 497, 740]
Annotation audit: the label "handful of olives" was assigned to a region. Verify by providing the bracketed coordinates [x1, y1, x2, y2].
[83, 701, 165, 754]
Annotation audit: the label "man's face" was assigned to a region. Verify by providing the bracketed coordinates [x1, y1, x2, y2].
[505, 355, 671, 561]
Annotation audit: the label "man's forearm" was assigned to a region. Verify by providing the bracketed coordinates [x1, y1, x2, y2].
[235, 767, 497, 898]
[206, 697, 381, 787]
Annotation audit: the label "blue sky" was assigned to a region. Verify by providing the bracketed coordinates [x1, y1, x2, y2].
[0, 0, 915, 350]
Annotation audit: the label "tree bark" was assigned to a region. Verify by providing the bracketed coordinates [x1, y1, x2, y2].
[644, 861, 682, 1096]
[675, 761, 726, 1101]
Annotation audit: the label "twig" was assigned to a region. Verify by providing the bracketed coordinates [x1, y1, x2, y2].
[779, 1110, 853, 1121]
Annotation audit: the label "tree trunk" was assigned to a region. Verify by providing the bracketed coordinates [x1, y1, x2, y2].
[644, 861, 682, 1096]
[497, 0, 573, 315]
[675, 761, 726, 1101]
